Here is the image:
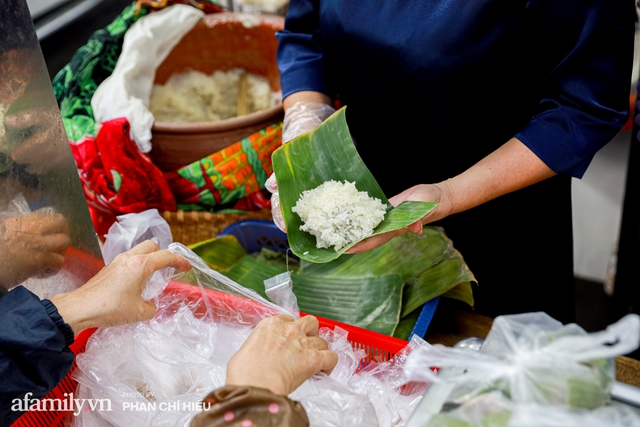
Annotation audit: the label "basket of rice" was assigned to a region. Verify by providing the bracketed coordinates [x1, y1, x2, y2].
[149, 11, 285, 172]
[271, 106, 438, 263]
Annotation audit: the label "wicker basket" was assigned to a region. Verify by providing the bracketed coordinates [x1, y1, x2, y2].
[163, 209, 273, 246]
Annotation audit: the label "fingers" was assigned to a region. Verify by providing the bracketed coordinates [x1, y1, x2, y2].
[140, 300, 158, 322]
[346, 228, 408, 254]
[296, 315, 320, 337]
[126, 239, 161, 255]
[144, 249, 192, 273]
[319, 347, 339, 374]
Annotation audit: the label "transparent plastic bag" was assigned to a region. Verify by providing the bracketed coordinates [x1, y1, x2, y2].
[71, 242, 291, 426]
[264, 271, 300, 318]
[102, 208, 174, 300]
[404, 312, 640, 409]
[72, 242, 426, 427]
[426, 390, 640, 427]
[102, 208, 172, 264]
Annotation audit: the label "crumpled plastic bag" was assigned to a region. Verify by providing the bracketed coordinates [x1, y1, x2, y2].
[102, 208, 173, 300]
[404, 312, 640, 410]
[71, 242, 428, 427]
[425, 390, 640, 427]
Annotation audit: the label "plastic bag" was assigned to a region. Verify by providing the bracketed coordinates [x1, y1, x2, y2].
[426, 390, 640, 427]
[71, 242, 291, 426]
[404, 312, 640, 409]
[102, 208, 173, 300]
[264, 271, 300, 318]
[102, 208, 172, 263]
[72, 242, 426, 427]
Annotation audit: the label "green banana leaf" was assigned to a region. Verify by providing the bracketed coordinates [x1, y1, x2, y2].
[194, 228, 474, 337]
[188, 235, 247, 270]
[272, 106, 437, 263]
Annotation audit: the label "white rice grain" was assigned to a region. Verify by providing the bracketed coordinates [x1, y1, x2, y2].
[292, 180, 387, 251]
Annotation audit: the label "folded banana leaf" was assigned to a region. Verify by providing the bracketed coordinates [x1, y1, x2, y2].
[271, 106, 437, 263]
[191, 226, 475, 337]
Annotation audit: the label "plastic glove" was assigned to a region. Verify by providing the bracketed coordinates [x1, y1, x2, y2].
[267, 101, 336, 232]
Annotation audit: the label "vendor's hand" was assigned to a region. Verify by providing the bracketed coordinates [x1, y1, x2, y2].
[0, 212, 71, 288]
[281, 99, 336, 144]
[267, 94, 336, 233]
[347, 182, 454, 254]
[225, 314, 338, 396]
[3, 105, 70, 175]
[49, 240, 191, 335]
[265, 173, 286, 232]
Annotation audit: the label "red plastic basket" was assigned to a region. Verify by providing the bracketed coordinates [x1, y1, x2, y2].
[11, 281, 409, 427]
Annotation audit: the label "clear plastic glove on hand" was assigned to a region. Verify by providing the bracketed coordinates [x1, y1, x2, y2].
[267, 101, 336, 232]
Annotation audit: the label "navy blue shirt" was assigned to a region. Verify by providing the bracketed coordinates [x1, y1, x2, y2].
[276, 1, 635, 323]
[277, 0, 634, 179]
[0, 286, 75, 426]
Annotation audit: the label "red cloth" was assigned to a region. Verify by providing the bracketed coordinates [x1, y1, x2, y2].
[70, 117, 176, 238]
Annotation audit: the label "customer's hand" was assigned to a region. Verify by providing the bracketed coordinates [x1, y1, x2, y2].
[0, 212, 71, 288]
[50, 240, 191, 335]
[267, 93, 336, 232]
[225, 314, 338, 395]
[347, 182, 453, 254]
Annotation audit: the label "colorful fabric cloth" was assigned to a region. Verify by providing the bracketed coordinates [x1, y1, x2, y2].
[52, 0, 282, 236]
[70, 118, 177, 237]
[165, 123, 282, 211]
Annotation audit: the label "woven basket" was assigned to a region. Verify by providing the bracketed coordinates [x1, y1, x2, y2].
[163, 209, 274, 246]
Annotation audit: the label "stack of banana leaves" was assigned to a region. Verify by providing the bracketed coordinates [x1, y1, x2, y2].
[188, 106, 475, 339]
[188, 226, 475, 340]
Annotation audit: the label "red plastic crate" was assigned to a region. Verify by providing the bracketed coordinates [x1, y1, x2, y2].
[12, 281, 409, 427]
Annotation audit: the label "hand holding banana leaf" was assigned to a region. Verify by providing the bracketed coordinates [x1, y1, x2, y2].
[270, 106, 438, 263]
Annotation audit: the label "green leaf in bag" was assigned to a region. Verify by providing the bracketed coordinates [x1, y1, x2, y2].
[272, 106, 437, 263]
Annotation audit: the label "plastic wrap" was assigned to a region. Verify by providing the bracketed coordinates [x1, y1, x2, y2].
[426, 390, 640, 427]
[72, 242, 427, 426]
[292, 334, 428, 427]
[264, 271, 300, 318]
[102, 208, 174, 301]
[404, 312, 640, 409]
[102, 208, 172, 264]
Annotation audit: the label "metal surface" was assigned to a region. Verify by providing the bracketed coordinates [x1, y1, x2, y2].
[0, 0, 103, 298]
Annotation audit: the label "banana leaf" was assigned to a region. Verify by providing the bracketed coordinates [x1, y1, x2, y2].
[440, 282, 475, 307]
[220, 249, 404, 335]
[188, 235, 247, 271]
[292, 273, 404, 335]
[271, 106, 437, 263]
[194, 229, 474, 337]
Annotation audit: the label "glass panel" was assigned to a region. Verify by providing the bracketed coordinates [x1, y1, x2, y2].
[0, 0, 104, 299]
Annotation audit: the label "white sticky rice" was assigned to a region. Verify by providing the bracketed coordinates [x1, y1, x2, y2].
[292, 180, 387, 251]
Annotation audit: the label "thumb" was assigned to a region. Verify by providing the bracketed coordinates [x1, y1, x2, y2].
[139, 300, 158, 321]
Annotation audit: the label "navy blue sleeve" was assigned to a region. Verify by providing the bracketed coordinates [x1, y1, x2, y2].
[515, 1, 635, 178]
[276, 0, 334, 100]
[0, 286, 75, 426]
